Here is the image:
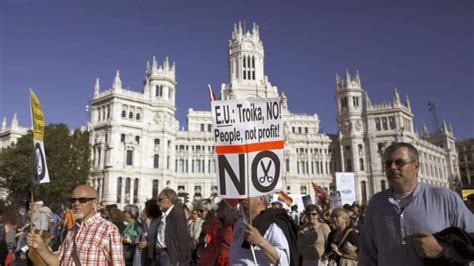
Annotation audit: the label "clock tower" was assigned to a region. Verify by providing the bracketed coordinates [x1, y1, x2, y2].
[222, 22, 279, 100]
[335, 70, 368, 200]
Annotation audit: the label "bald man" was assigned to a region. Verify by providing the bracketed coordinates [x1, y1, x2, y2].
[27, 184, 125, 266]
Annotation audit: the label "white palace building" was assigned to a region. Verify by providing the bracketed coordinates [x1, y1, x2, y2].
[1, 23, 460, 205]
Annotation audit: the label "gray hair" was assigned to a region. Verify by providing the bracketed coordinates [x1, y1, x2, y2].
[159, 188, 178, 204]
[123, 204, 140, 220]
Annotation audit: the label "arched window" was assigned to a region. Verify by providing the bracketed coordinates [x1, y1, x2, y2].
[125, 178, 131, 203]
[129, 111, 133, 119]
[133, 178, 139, 204]
[361, 181, 367, 203]
[136, 113, 141, 120]
[154, 154, 159, 168]
[152, 180, 159, 199]
[122, 110, 126, 118]
[117, 177, 122, 203]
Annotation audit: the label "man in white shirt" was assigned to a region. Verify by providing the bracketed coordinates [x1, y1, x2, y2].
[229, 195, 301, 265]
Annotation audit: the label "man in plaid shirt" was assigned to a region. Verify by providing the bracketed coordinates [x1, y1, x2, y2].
[27, 184, 125, 265]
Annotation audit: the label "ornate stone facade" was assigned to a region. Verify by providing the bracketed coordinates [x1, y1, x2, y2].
[2, 22, 460, 206]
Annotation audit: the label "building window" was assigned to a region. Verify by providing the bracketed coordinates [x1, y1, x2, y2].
[382, 117, 388, 130]
[135, 136, 140, 144]
[361, 181, 367, 203]
[156, 85, 163, 97]
[126, 150, 133, 165]
[152, 179, 159, 199]
[133, 178, 139, 204]
[195, 159, 201, 173]
[347, 159, 352, 172]
[359, 158, 365, 171]
[154, 138, 160, 146]
[129, 111, 133, 119]
[167, 156, 170, 169]
[122, 110, 126, 118]
[375, 118, 381, 131]
[353, 96, 359, 107]
[301, 186, 307, 195]
[178, 159, 184, 173]
[136, 113, 141, 120]
[389, 116, 396, 129]
[125, 178, 131, 204]
[121, 134, 125, 143]
[154, 154, 159, 168]
[201, 124, 205, 132]
[117, 177, 122, 203]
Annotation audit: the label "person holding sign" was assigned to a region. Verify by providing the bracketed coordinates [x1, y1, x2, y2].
[229, 195, 301, 265]
[26, 185, 125, 265]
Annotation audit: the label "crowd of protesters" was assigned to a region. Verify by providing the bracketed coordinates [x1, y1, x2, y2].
[0, 142, 473, 265]
[0, 190, 472, 265]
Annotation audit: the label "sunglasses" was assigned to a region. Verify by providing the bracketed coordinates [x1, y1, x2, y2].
[385, 159, 415, 168]
[307, 212, 318, 216]
[69, 197, 96, 204]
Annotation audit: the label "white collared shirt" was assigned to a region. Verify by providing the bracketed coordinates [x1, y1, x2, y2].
[156, 205, 174, 248]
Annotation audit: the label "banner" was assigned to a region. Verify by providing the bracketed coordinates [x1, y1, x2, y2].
[211, 97, 283, 198]
[335, 172, 356, 205]
[29, 89, 50, 184]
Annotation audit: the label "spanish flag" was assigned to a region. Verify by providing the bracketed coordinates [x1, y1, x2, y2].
[277, 191, 293, 206]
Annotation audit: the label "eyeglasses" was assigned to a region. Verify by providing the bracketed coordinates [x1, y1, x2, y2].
[69, 197, 96, 204]
[385, 159, 416, 168]
[307, 212, 318, 216]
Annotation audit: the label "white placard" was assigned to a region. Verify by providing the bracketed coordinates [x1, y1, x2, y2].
[335, 172, 356, 205]
[211, 98, 284, 198]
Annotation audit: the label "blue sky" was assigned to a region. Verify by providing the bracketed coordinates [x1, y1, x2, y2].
[1, 0, 473, 139]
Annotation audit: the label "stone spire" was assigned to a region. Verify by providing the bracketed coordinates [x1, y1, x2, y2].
[94, 78, 100, 98]
[405, 95, 411, 111]
[345, 69, 351, 86]
[355, 70, 361, 87]
[112, 70, 122, 91]
[393, 88, 400, 105]
[422, 123, 429, 136]
[11, 113, 18, 129]
[364, 91, 372, 108]
[336, 73, 341, 91]
[1, 117, 6, 131]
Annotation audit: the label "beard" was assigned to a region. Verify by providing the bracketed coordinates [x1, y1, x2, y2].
[74, 210, 84, 221]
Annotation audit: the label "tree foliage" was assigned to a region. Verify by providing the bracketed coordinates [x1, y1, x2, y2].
[0, 124, 90, 208]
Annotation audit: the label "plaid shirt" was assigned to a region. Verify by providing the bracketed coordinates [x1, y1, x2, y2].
[55, 213, 125, 266]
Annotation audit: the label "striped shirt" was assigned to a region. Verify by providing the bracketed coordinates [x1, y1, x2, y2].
[359, 183, 474, 266]
[55, 213, 125, 266]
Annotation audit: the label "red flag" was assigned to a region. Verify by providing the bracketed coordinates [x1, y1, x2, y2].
[223, 198, 242, 207]
[311, 181, 328, 201]
[208, 84, 217, 101]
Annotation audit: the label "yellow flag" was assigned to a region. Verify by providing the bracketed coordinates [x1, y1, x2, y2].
[29, 89, 50, 184]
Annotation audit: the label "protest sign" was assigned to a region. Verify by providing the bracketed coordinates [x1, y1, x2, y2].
[211, 97, 283, 198]
[30, 89, 50, 184]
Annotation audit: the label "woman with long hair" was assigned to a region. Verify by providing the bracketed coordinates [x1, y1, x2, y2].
[298, 204, 331, 266]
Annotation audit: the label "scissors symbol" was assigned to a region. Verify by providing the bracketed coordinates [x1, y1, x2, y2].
[258, 160, 273, 183]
